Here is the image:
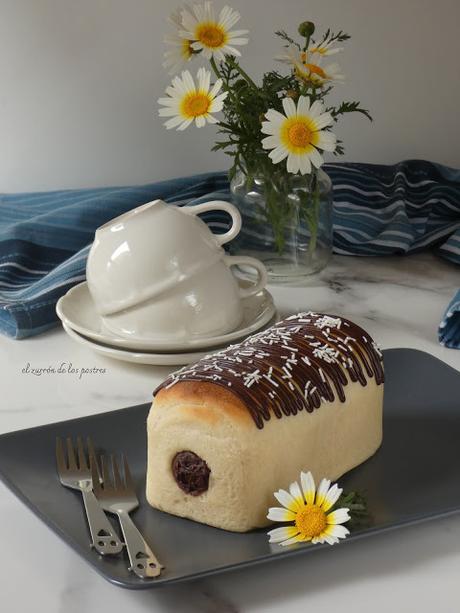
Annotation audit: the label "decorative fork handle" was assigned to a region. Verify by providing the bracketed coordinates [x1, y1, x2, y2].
[81, 489, 124, 556]
[117, 510, 163, 578]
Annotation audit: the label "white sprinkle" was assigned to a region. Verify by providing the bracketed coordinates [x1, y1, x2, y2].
[302, 356, 311, 366]
[288, 381, 295, 391]
[243, 369, 263, 388]
[314, 315, 342, 330]
[281, 344, 299, 353]
[319, 368, 326, 382]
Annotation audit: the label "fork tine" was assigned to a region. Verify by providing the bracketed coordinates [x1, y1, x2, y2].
[89, 452, 102, 494]
[123, 454, 134, 492]
[66, 437, 77, 470]
[86, 437, 96, 460]
[55, 437, 67, 473]
[100, 454, 112, 489]
[111, 455, 124, 490]
[76, 436, 87, 470]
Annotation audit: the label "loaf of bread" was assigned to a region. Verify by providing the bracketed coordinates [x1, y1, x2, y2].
[146, 313, 384, 532]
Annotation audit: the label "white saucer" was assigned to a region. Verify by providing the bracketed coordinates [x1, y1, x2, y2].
[56, 281, 276, 352]
[62, 322, 220, 366]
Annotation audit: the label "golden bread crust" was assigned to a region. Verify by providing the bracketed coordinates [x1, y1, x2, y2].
[153, 380, 254, 427]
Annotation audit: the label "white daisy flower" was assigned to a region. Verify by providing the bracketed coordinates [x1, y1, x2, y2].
[277, 46, 345, 86]
[267, 471, 351, 546]
[158, 67, 228, 130]
[180, 2, 249, 62]
[261, 95, 337, 175]
[163, 5, 196, 74]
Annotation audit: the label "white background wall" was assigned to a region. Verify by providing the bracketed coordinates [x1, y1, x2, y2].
[1, 0, 459, 192]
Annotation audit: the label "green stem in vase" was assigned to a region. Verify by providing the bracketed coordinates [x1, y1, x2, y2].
[307, 173, 320, 256]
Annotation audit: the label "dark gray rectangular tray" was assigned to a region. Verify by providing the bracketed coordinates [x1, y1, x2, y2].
[0, 348, 460, 589]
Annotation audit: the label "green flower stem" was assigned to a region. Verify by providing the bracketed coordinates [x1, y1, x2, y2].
[227, 57, 258, 90]
[210, 56, 222, 81]
[210, 56, 242, 113]
[307, 176, 320, 256]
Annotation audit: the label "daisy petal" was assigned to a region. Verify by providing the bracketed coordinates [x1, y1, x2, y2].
[164, 115, 185, 130]
[209, 78, 224, 98]
[282, 97, 297, 118]
[269, 146, 289, 163]
[297, 95, 310, 116]
[267, 506, 297, 522]
[177, 117, 193, 130]
[324, 524, 350, 539]
[317, 132, 337, 152]
[321, 483, 343, 511]
[287, 152, 299, 174]
[280, 534, 304, 547]
[299, 155, 311, 175]
[326, 508, 350, 525]
[265, 109, 285, 124]
[267, 525, 299, 543]
[261, 121, 279, 136]
[309, 100, 325, 118]
[309, 147, 324, 169]
[313, 112, 333, 130]
[300, 471, 316, 505]
[289, 480, 305, 506]
[315, 478, 331, 508]
[262, 135, 279, 149]
[273, 488, 303, 512]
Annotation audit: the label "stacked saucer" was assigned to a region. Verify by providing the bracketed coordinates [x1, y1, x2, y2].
[57, 198, 275, 365]
[57, 281, 276, 365]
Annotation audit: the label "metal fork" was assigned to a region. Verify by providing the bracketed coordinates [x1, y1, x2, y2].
[91, 453, 163, 579]
[56, 437, 123, 556]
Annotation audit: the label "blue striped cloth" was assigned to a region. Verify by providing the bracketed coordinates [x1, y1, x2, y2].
[0, 159, 459, 342]
[439, 290, 460, 349]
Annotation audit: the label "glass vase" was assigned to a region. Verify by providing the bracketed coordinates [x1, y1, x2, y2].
[229, 167, 333, 283]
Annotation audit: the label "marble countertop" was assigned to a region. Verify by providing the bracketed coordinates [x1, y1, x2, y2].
[1, 252, 459, 613]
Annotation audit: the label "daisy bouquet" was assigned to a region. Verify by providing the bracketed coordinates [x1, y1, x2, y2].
[158, 2, 371, 256]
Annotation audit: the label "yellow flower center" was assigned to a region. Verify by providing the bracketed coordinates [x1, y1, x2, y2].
[181, 92, 211, 118]
[288, 123, 312, 148]
[295, 504, 327, 538]
[281, 117, 318, 153]
[196, 22, 227, 48]
[304, 63, 327, 79]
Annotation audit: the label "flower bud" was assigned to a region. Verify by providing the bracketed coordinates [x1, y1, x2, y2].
[298, 21, 315, 37]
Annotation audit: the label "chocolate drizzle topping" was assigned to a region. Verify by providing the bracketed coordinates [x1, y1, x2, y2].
[155, 313, 384, 430]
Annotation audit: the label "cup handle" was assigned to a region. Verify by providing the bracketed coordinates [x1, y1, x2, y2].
[183, 200, 242, 246]
[223, 255, 268, 298]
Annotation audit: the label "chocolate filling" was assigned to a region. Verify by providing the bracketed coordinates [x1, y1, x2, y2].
[172, 451, 210, 496]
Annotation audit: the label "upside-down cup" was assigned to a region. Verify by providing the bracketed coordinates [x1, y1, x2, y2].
[86, 199, 243, 317]
[101, 255, 268, 342]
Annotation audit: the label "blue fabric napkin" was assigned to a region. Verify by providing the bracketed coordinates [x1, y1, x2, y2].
[0, 159, 459, 341]
[439, 290, 460, 349]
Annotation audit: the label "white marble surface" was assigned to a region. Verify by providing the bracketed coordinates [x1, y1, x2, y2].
[1, 252, 459, 612]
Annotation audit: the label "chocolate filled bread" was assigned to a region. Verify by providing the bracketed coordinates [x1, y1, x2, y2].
[146, 313, 384, 532]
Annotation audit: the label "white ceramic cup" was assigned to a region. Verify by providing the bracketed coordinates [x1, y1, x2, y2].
[101, 255, 267, 341]
[87, 199, 243, 316]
